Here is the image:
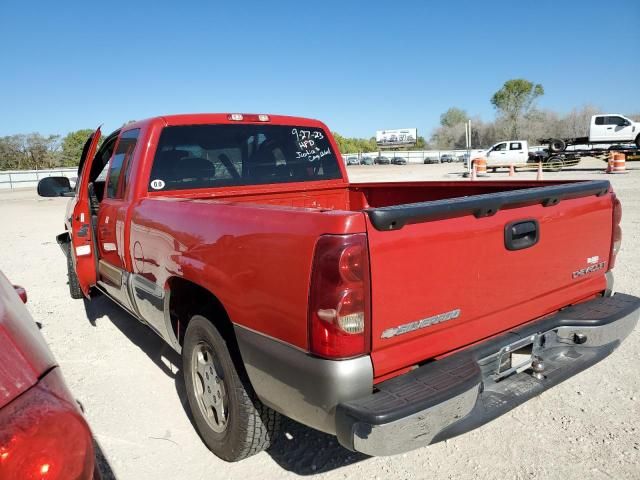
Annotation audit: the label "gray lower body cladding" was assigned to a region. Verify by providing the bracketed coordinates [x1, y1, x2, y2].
[233, 325, 373, 434]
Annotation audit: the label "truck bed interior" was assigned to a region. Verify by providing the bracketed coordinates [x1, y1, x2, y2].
[183, 179, 590, 213]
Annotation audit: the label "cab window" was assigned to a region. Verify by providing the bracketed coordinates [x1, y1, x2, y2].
[509, 142, 522, 150]
[605, 116, 626, 127]
[106, 129, 140, 199]
[494, 143, 507, 151]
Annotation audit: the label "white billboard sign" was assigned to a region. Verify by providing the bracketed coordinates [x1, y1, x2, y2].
[376, 128, 418, 147]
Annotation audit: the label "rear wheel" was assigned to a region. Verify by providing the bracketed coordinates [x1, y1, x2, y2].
[546, 157, 563, 172]
[549, 139, 566, 153]
[183, 315, 280, 462]
[635, 134, 640, 148]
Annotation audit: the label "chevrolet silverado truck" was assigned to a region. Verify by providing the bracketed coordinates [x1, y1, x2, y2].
[37, 113, 639, 462]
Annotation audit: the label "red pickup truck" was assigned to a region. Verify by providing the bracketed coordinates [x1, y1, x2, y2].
[38, 113, 639, 462]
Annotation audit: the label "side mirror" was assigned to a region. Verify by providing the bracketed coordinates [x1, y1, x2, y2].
[37, 176, 74, 197]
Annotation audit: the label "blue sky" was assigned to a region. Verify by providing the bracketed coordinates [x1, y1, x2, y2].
[1, 0, 638, 139]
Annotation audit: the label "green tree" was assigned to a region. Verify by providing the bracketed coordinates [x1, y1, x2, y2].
[60, 129, 95, 167]
[491, 79, 544, 138]
[440, 108, 468, 128]
[332, 132, 377, 153]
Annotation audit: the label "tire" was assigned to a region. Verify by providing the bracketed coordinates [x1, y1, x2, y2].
[635, 134, 640, 148]
[549, 139, 566, 153]
[65, 244, 84, 299]
[546, 157, 563, 172]
[183, 315, 280, 462]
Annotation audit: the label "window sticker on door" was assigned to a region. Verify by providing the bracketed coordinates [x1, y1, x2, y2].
[150, 179, 165, 190]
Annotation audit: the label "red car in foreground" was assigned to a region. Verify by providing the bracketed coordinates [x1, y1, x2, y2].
[0, 271, 96, 479]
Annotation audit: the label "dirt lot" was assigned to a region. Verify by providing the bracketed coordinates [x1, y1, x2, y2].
[1, 158, 638, 480]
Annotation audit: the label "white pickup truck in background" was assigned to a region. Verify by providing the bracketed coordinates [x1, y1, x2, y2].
[545, 114, 640, 152]
[482, 140, 529, 167]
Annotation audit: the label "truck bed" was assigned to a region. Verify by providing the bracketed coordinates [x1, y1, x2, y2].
[144, 179, 612, 378]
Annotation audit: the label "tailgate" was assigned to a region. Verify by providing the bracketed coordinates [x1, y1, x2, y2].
[364, 181, 613, 377]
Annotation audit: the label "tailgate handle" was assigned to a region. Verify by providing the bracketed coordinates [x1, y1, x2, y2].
[505, 220, 539, 251]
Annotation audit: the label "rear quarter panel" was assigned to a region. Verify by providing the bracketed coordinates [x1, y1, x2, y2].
[129, 198, 365, 349]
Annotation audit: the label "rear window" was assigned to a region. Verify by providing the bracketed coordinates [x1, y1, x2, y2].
[148, 124, 342, 191]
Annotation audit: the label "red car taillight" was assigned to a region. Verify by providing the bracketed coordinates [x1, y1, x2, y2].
[0, 368, 95, 480]
[308, 234, 371, 359]
[609, 194, 622, 271]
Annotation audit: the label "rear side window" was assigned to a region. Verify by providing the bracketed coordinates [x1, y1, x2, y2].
[148, 124, 342, 191]
[509, 142, 522, 150]
[107, 129, 140, 199]
[595, 116, 605, 125]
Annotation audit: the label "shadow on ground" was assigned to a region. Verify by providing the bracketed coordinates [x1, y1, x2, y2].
[82, 295, 368, 476]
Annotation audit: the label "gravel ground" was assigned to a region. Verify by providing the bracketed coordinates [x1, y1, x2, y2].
[0, 157, 638, 480]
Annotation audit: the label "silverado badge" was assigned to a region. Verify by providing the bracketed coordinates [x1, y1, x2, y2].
[573, 256, 606, 279]
[381, 309, 461, 339]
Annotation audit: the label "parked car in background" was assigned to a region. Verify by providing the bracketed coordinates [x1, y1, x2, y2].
[0, 270, 96, 479]
[457, 153, 469, 163]
[346, 156, 360, 165]
[440, 154, 456, 163]
[360, 156, 374, 165]
[391, 157, 407, 165]
[423, 156, 439, 164]
[374, 156, 391, 164]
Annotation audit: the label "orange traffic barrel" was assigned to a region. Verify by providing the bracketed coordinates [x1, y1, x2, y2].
[472, 157, 487, 176]
[610, 152, 626, 173]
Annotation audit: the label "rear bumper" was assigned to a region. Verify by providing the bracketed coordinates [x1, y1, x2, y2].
[335, 292, 640, 456]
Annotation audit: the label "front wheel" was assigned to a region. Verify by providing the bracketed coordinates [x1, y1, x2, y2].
[635, 134, 640, 148]
[182, 315, 280, 462]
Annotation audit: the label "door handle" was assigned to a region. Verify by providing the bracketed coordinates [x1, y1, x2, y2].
[505, 220, 539, 251]
[606, 127, 613, 130]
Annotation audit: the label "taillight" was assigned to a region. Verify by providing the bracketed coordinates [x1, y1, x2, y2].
[609, 194, 622, 271]
[0, 368, 95, 480]
[308, 234, 370, 359]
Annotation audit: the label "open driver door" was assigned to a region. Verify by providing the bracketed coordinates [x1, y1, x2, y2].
[70, 127, 102, 297]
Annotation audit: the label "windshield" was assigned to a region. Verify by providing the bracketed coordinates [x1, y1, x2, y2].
[148, 124, 342, 191]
